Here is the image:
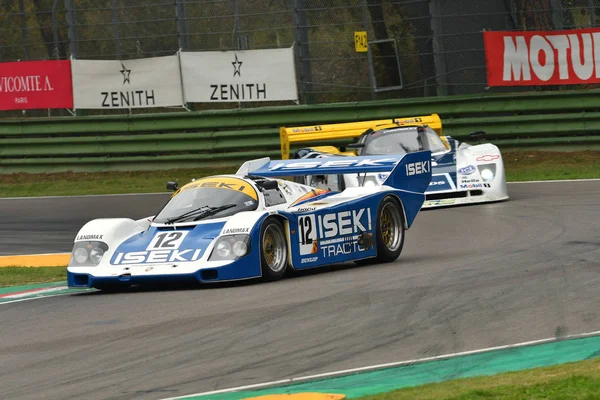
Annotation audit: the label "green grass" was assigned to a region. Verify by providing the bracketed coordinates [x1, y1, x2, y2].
[0, 267, 66, 288]
[357, 357, 600, 400]
[0, 151, 598, 198]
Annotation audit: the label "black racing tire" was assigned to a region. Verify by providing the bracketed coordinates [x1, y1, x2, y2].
[260, 218, 288, 281]
[373, 196, 405, 263]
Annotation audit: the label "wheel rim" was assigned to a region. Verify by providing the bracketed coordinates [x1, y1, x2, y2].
[263, 224, 286, 272]
[380, 202, 403, 252]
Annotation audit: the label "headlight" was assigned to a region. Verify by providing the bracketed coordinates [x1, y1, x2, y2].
[73, 248, 89, 264]
[232, 241, 248, 257]
[209, 234, 251, 261]
[69, 241, 109, 267]
[477, 164, 497, 182]
[216, 241, 232, 258]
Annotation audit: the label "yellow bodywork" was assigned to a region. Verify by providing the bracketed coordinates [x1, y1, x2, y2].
[279, 113, 445, 159]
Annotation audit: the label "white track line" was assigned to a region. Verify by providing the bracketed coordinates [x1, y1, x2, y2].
[508, 178, 600, 184]
[0, 192, 167, 200]
[0, 293, 71, 305]
[162, 329, 600, 400]
[1, 179, 599, 201]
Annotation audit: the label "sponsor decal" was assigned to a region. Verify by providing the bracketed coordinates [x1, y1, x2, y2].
[405, 160, 430, 176]
[425, 198, 457, 206]
[181, 177, 258, 200]
[76, 234, 104, 241]
[222, 227, 250, 234]
[429, 180, 446, 186]
[460, 178, 481, 184]
[484, 28, 600, 86]
[298, 208, 372, 256]
[292, 126, 322, 133]
[394, 117, 424, 125]
[458, 165, 476, 175]
[270, 158, 400, 171]
[301, 256, 318, 264]
[0, 60, 73, 110]
[476, 154, 500, 162]
[296, 207, 317, 212]
[460, 183, 484, 189]
[112, 249, 202, 265]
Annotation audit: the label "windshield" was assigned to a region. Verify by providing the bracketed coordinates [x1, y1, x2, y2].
[361, 127, 447, 155]
[153, 176, 258, 224]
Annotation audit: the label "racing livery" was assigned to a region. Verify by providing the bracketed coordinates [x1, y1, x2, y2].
[280, 114, 508, 208]
[67, 151, 431, 290]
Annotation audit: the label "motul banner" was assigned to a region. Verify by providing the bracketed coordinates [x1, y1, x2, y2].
[180, 48, 298, 102]
[0, 60, 73, 110]
[484, 29, 600, 86]
[71, 55, 184, 109]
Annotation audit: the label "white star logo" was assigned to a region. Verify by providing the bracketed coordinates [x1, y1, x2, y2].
[232, 54, 242, 77]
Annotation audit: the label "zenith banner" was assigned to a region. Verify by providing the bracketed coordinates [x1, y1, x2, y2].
[180, 47, 298, 102]
[484, 28, 600, 86]
[0, 60, 73, 110]
[71, 55, 184, 109]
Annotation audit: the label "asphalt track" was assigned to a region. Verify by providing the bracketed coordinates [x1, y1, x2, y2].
[0, 181, 599, 400]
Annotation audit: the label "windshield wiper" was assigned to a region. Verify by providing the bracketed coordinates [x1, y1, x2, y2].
[165, 204, 236, 224]
[193, 204, 237, 221]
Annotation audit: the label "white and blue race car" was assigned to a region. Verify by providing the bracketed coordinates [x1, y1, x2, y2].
[67, 151, 432, 290]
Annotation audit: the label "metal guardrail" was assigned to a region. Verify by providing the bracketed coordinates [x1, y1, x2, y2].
[1, 90, 600, 173]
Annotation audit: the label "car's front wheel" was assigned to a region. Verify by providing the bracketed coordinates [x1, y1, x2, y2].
[260, 218, 288, 281]
[374, 196, 405, 263]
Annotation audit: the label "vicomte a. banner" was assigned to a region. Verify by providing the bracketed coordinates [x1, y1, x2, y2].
[0, 60, 73, 110]
[71, 55, 184, 109]
[180, 47, 298, 103]
[484, 28, 600, 86]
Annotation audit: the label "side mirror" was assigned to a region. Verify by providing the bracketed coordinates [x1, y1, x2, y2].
[259, 180, 278, 190]
[166, 181, 179, 191]
[468, 130, 486, 139]
[347, 143, 365, 149]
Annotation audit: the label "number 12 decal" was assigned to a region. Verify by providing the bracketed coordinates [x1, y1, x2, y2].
[298, 215, 318, 255]
[147, 231, 189, 251]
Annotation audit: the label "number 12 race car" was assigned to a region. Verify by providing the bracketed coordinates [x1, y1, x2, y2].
[67, 151, 431, 290]
[280, 114, 509, 208]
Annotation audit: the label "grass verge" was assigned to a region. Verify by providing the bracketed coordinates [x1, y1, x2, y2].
[357, 357, 600, 400]
[0, 267, 66, 288]
[0, 151, 598, 198]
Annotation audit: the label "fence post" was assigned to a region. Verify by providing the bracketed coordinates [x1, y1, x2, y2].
[361, 0, 377, 100]
[551, 0, 564, 29]
[175, 0, 188, 50]
[19, 0, 29, 60]
[112, 0, 121, 58]
[429, 0, 448, 96]
[64, 0, 78, 58]
[291, 0, 313, 104]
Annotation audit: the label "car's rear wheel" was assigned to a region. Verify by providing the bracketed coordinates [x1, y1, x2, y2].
[374, 196, 405, 263]
[260, 218, 288, 281]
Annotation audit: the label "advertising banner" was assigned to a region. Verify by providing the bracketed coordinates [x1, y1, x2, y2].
[180, 47, 298, 102]
[0, 60, 73, 110]
[484, 28, 600, 86]
[71, 55, 184, 109]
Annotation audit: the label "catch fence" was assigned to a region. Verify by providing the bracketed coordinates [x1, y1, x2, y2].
[2, 0, 600, 105]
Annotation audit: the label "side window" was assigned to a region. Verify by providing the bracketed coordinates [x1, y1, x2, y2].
[263, 187, 287, 207]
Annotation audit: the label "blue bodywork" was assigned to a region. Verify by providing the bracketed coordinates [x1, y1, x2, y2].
[68, 151, 431, 288]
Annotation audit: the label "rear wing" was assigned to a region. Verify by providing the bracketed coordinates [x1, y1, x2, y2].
[237, 151, 432, 194]
[279, 114, 442, 159]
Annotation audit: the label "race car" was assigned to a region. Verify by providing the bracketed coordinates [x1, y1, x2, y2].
[279, 114, 508, 208]
[66, 151, 432, 290]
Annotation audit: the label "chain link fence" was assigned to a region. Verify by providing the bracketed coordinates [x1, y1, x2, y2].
[2, 0, 600, 107]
